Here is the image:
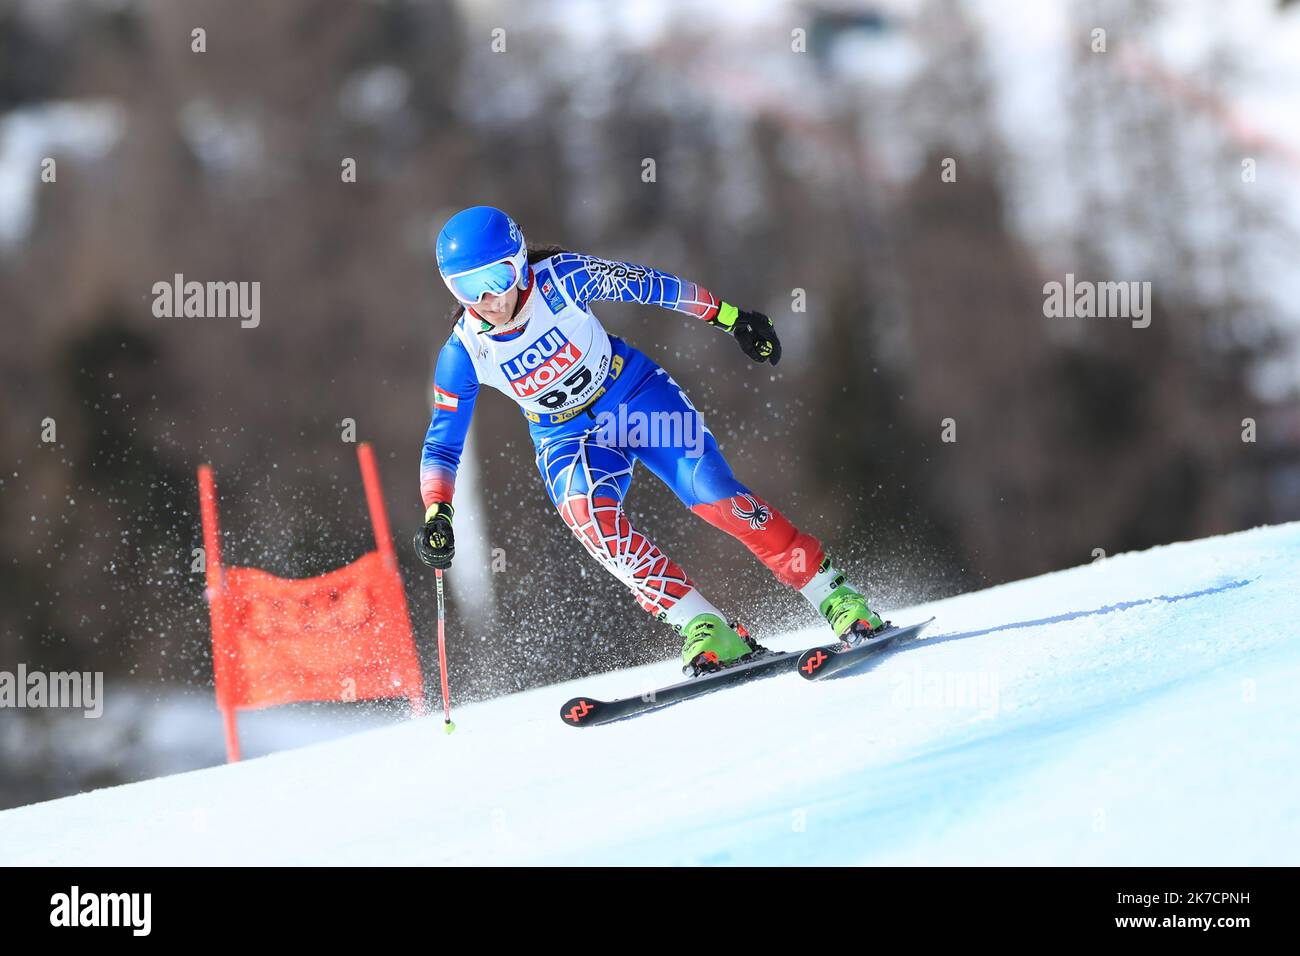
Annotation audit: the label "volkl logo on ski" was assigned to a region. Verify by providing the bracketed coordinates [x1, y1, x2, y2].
[563, 699, 594, 722]
[801, 650, 829, 675]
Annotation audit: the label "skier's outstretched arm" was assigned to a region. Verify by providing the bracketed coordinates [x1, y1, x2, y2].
[546, 252, 781, 365]
[414, 333, 480, 569]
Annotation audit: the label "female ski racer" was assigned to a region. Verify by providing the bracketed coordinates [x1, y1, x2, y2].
[414, 205, 886, 675]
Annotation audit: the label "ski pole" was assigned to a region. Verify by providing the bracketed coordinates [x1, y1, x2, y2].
[435, 568, 455, 733]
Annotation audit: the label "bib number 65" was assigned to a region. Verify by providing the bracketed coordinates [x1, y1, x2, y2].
[537, 366, 594, 409]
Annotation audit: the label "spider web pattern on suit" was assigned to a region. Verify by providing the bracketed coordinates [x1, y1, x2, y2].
[538, 431, 694, 618]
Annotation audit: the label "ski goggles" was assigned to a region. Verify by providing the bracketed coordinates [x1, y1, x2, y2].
[441, 246, 529, 306]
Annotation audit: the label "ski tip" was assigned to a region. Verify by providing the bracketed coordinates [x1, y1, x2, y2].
[796, 617, 936, 682]
[796, 645, 836, 679]
[560, 696, 603, 727]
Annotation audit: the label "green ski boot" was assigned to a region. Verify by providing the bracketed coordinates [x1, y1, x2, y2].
[680, 613, 764, 676]
[819, 583, 887, 645]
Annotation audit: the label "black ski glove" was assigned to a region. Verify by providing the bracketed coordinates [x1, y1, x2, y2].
[713, 303, 782, 366]
[413, 502, 455, 569]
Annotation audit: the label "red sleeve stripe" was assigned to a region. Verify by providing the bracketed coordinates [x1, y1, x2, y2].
[677, 281, 720, 322]
[420, 475, 456, 508]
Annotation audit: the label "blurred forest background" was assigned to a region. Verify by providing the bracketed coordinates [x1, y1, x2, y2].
[2, 0, 1299, 808]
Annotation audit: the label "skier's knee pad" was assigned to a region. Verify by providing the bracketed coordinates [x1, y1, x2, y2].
[685, 447, 747, 507]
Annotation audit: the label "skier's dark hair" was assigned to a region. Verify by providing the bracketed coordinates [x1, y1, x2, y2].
[445, 244, 570, 326]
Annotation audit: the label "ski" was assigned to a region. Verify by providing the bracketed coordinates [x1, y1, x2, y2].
[559, 649, 801, 727]
[559, 617, 936, 727]
[795, 616, 936, 681]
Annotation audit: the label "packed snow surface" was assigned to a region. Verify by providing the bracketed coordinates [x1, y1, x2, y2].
[2, 523, 1297, 865]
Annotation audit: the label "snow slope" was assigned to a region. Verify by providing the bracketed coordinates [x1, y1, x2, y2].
[2, 523, 1297, 866]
